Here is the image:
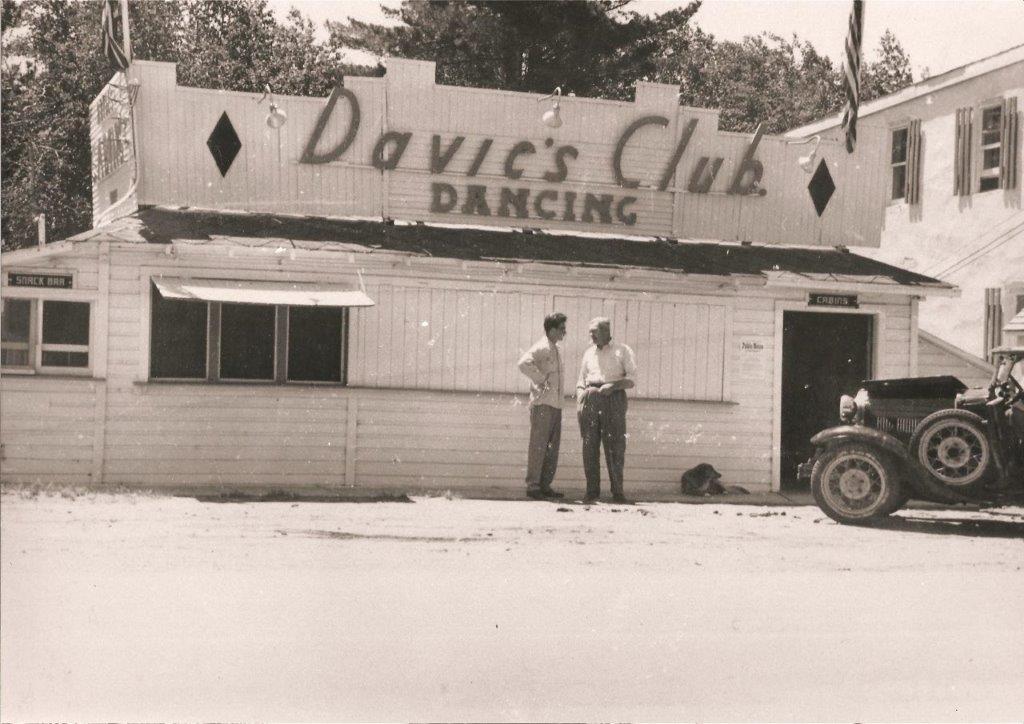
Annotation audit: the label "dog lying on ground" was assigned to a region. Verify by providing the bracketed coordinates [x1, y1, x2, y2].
[680, 463, 749, 496]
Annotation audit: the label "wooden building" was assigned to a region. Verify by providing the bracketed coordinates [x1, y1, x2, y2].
[0, 59, 953, 495]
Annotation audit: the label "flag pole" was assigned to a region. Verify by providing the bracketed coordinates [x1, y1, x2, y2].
[119, 0, 132, 64]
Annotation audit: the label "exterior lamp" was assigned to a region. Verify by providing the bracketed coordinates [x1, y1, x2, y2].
[788, 134, 822, 173]
[257, 85, 287, 129]
[538, 87, 562, 128]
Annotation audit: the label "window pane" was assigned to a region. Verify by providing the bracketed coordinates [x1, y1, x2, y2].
[42, 301, 89, 345]
[982, 147, 1001, 170]
[890, 128, 908, 163]
[41, 350, 88, 367]
[220, 303, 275, 380]
[1, 349, 29, 366]
[891, 165, 907, 200]
[150, 285, 207, 379]
[982, 107, 1001, 145]
[980, 176, 1000, 192]
[2, 299, 31, 343]
[288, 306, 344, 383]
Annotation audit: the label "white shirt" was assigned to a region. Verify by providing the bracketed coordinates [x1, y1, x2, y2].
[517, 336, 564, 408]
[576, 340, 637, 392]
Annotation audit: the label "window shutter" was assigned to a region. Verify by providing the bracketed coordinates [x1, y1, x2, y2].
[1000, 96, 1019, 190]
[906, 118, 923, 205]
[954, 107, 973, 196]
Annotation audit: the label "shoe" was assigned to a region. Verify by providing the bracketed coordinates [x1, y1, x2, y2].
[526, 489, 546, 500]
[582, 496, 600, 504]
[542, 489, 565, 499]
[611, 495, 633, 505]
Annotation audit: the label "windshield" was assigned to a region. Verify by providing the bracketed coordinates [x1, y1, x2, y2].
[995, 355, 1024, 386]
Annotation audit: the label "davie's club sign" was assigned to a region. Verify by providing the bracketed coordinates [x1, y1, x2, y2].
[298, 86, 768, 229]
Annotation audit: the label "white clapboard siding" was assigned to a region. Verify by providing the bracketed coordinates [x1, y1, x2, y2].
[349, 283, 548, 392]
[0, 377, 98, 484]
[555, 295, 730, 401]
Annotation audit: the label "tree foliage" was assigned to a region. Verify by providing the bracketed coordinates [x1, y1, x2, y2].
[1, 0, 914, 250]
[1, 0, 378, 250]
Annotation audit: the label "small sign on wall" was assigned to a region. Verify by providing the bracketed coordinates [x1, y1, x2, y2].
[808, 292, 858, 308]
[7, 272, 74, 289]
[737, 338, 771, 380]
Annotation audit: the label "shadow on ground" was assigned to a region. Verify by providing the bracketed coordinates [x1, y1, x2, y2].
[871, 514, 1024, 539]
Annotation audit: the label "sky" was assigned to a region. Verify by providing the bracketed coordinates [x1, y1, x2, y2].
[267, 0, 1024, 80]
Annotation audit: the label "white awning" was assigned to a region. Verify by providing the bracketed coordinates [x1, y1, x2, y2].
[153, 277, 375, 307]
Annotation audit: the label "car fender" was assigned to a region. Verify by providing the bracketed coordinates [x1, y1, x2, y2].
[810, 426, 909, 460]
[809, 425, 970, 504]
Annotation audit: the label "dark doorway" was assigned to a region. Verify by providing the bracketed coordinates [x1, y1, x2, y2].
[781, 311, 873, 490]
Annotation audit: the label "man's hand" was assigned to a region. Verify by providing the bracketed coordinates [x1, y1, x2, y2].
[599, 383, 615, 396]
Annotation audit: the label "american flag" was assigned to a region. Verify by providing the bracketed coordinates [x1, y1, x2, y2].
[101, 0, 129, 72]
[840, 0, 865, 153]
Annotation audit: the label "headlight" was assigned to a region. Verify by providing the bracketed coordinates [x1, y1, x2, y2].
[839, 395, 857, 423]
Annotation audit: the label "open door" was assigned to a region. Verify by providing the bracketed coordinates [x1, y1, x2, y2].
[781, 311, 873, 490]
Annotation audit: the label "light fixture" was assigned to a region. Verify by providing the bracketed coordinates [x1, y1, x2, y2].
[537, 87, 562, 128]
[787, 134, 822, 173]
[257, 85, 287, 129]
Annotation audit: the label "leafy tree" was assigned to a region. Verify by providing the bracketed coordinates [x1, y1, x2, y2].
[328, 0, 702, 100]
[861, 29, 913, 102]
[1, 0, 376, 250]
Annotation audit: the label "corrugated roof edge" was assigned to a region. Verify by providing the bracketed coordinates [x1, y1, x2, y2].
[5, 206, 953, 290]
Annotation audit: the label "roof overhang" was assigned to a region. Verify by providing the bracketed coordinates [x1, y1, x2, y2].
[762, 270, 958, 297]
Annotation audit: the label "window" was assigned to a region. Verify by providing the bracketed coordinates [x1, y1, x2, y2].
[149, 282, 348, 384]
[1, 298, 91, 372]
[979, 104, 1002, 192]
[890, 126, 908, 201]
[1, 298, 31, 367]
[149, 286, 207, 379]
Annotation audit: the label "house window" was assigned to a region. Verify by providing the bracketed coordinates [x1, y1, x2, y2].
[890, 127, 908, 200]
[979, 104, 1002, 192]
[149, 283, 348, 384]
[1, 298, 32, 367]
[1, 298, 91, 372]
[149, 287, 207, 379]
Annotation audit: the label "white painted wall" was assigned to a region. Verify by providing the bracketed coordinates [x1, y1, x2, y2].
[791, 52, 1024, 356]
[1, 239, 916, 495]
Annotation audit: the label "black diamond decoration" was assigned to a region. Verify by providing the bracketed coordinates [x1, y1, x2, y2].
[807, 158, 835, 217]
[207, 112, 241, 177]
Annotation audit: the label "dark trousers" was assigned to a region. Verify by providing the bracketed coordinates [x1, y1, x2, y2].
[577, 389, 627, 498]
[525, 405, 562, 492]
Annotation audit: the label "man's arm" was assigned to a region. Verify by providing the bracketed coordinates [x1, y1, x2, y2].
[517, 345, 548, 386]
[576, 352, 590, 398]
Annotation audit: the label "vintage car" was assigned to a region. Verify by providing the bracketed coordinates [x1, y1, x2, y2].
[799, 346, 1024, 525]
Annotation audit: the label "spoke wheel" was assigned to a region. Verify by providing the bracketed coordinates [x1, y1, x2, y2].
[811, 444, 902, 525]
[911, 410, 992, 489]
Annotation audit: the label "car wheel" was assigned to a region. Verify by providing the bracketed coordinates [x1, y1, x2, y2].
[910, 409, 992, 490]
[811, 443, 903, 525]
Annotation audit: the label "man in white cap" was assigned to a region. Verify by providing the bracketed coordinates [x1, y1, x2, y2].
[575, 316, 636, 503]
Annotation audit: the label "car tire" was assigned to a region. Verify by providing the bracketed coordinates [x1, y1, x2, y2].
[811, 443, 903, 525]
[909, 409, 992, 491]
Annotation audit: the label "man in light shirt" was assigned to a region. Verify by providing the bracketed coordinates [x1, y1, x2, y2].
[576, 316, 636, 504]
[517, 312, 568, 500]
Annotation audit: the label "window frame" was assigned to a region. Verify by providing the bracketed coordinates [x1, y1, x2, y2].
[147, 281, 349, 386]
[1, 296, 94, 376]
[889, 124, 910, 203]
[978, 101, 1003, 193]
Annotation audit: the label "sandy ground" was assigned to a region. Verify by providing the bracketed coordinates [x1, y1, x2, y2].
[1, 490, 1022, 722]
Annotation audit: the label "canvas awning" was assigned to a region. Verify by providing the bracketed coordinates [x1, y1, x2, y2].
[153, 277, 375, 307]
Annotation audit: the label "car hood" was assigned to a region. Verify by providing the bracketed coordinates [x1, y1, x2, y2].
[860, 375, 967, 399]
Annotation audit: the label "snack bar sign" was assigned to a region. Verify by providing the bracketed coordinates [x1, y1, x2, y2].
[7, 272, 74, 289]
